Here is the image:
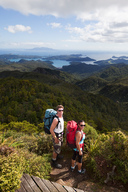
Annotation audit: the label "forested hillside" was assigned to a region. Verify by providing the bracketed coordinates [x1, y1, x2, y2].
[75, 64, 128, 111]
[0, 60, 55, 72]
[61, 62, 106, 78]
[0, 67, 77, 83]
[0, 58, 128, 192]
[0, 76, 128, 132]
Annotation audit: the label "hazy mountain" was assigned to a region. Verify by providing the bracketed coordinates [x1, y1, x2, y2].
[30, 47, 55, 51]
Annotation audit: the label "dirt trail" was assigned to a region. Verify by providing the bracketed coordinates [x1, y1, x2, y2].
[49, 153, 126, 192]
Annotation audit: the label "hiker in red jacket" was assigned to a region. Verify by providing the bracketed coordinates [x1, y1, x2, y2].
[71, 120, 86, 174]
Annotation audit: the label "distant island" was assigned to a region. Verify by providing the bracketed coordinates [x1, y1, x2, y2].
[43, 54, 96, 62]
[0, 53, 96, 63]
[112, 56, 128, 59]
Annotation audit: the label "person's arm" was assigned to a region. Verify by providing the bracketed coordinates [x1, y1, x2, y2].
[76, 132, 82, 155]
[50, 118, 59, 143]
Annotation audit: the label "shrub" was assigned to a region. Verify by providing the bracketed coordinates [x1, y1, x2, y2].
[19, 149, 52, 179]
[0, 121, 38, 134]
[0, 149, 25, 192]
[35, 132, 53, 155]
[12, 132, 53, 155]
[83, 123, 98, 153]
[0, 145, 52, 192]
[0, 130, 53, 155]
[84, 130, 128, 185]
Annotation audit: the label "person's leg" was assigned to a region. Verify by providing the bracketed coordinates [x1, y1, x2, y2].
[71, 159, 76, 167]
[57, 133, 63, 159]
[71, 150, 77, 171]
[52, 151, 57, 160]
[78, 162, 82, 171]
[51, 135, 62, 168]
[77, 154, 86, 174]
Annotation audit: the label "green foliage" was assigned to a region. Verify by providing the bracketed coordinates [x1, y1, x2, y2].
[97, 64, 128, 81]
[76, 76, 108, 93]
[85, 130, 128, 184]
[0, 125, 128, 190]
[83, 124, 98, 152]
[0, 144, 52, 192]
[0, 149, 25, 192]
[18, 149, 52, 179]
[14, 133, 53, 155]
[0, 121, 38, 134]
[83, 123, 98, 140]
[0, 129, 53, 154]
[76, 64, 128, 112]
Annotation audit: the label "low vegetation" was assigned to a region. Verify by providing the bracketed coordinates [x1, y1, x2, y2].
[0, 122, 128, 191]
[84, 130, 128, 185]
[0, 128, 53, 191]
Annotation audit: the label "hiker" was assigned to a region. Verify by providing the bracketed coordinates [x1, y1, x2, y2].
[71, 120, 86, 174]
[50, 105, 64, 168]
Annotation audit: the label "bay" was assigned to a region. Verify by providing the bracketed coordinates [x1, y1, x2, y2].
[7, 50, 128, 68]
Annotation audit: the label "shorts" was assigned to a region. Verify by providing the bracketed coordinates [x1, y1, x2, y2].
[72, 150, 83, 163]
[52, 132, 63, 154]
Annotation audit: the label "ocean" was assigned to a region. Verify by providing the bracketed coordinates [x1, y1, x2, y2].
[1, 50, 128, 68]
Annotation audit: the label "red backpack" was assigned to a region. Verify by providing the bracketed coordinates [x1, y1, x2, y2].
[66, 120, 78, 148]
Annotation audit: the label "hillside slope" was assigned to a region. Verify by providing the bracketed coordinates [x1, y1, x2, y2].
[75, 64, 128, 110]
[0, 76, 128, 132]
[0, 67, 77, 84]
[0, 60, 55, 72]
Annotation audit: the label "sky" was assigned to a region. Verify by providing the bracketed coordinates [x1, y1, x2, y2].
[1, 0, 128, 52]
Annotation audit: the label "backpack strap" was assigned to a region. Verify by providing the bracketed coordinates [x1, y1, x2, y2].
[76, 129, 83, 141]
[53, 115, 60, 128]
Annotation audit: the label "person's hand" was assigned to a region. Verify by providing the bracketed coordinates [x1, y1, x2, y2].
[55, 137, 59, 144]
[79, 150, 83, 156]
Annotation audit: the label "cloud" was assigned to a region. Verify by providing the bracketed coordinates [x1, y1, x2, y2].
[66, 21, 128, 43]
[0, 0, 128, 17]
[1, 0, 128, 43]
[47, 22, 62, 28]
[64, 5, 128, 43]
[2, 41, 56, 49]
[4, 25, 32, 33]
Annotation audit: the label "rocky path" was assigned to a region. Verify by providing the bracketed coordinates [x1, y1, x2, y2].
[49, 153, 126, 192]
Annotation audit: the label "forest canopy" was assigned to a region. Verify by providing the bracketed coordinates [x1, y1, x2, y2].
[0, 77, 128, 133]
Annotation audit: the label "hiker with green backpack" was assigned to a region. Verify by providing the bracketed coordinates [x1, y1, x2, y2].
[49, 105, 64, 169]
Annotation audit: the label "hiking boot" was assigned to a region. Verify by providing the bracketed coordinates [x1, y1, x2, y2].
[70, 163, 76, 172]
[78, 169, 86, 174]
[57, 154, 64, 159]
[71, 167, 75, 172]
[52, 160, 62, 169]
